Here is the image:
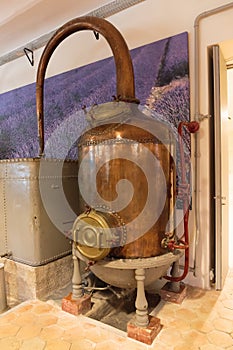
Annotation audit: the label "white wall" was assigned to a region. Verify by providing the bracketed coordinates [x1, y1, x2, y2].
[1, 0, 233, 288]
[227, 68, 233, 268]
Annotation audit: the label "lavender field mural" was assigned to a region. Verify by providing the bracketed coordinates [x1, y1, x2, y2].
[0, 31, 189, 160]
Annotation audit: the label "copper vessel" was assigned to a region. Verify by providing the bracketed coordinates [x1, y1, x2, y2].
[78, 103, 176, 259]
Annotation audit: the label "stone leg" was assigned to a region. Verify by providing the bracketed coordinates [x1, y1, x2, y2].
[72, 245, 83, 299]
[160, 260, 187, 304]
[135, 268, 149, 327]
[170, 260, 181, 292]
[127, 268, 162, 345]
[62, 243, 91, 315]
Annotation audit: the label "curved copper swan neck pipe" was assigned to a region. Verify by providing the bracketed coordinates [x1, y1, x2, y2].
[36, 16, 139, 156]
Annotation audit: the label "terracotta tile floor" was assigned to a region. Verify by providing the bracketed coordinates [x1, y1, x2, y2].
[0, 269, 233, 350]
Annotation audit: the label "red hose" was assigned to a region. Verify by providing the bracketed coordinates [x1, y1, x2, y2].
[164, 121, 199, 282]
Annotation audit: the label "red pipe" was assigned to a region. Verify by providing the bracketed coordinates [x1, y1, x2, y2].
[164, 121, 199, 282]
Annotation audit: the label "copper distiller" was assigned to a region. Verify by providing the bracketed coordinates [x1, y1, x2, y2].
[36, 16, 199, 337]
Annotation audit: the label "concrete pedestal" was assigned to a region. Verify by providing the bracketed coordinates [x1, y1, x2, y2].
[127, 316, 162, 345]
[2, 254, 73, 307]
[160, 282, 187, 304]
[62, 293, 92, 315]
[0, 263, 7, 312]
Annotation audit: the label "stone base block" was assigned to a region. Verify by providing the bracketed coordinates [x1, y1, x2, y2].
[127, 316, 162, 345]
[160, 282, 187, 304]
[62, 293, 91, 316]
[2, 254, 73, 307]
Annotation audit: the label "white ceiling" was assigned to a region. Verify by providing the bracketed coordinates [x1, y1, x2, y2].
[0, 0, 41, 26]
[1, 0, 233, 65]
[0, 0, 111, 55]
[0, 0, 109, 26]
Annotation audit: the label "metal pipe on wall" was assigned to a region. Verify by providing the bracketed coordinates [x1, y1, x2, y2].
[193, 1, 233, 277]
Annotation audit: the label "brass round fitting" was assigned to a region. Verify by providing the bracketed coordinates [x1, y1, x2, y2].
[73, 209, 116, 261]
